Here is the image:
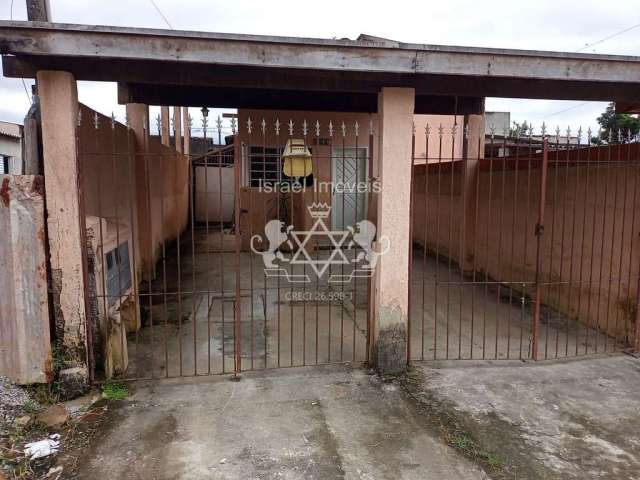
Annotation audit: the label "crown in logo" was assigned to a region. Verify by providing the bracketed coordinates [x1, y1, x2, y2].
[308, 202, 331, 218]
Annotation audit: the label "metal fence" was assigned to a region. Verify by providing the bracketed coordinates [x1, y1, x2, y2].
[79, 108, 373, 380]
[78, 104, 640, 380]
[409, 122, 640, 361]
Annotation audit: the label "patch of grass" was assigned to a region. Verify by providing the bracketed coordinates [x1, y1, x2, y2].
[21, 400, 39, 414]
[24, 383, 59, 406]
[102, 382, 128, 401]
[400, 367, 518, 479]
[452, 434, 473, 451]
[486, 452, 506, 470]
[446, 431, 505, 471]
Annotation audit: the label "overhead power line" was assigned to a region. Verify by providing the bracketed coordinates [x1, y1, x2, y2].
[10, 0, 32, 103]
[576, 22, 640, 53]
[148, 0, 174, 29]
[544, 21, 640, 117]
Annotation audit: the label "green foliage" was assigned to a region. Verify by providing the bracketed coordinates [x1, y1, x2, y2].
[102, 382, 128, 400]
[592, 102, 640, 144]
[510, 120, 531, 137]
[21, 400, 39, 414]
[486, 452, 506, 470]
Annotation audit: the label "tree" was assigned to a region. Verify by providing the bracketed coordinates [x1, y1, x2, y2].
[509, 120, 531, 137]
[592, 102, 640, 144]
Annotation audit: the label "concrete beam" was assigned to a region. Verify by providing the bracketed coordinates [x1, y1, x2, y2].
[373, 87, 415, 374]
[117, 83, 484, 114]
[2, 22, 640, 83]
[2, 22, 640, 102]
[616, 102, 640, 114]
[5, 55, 640, 102]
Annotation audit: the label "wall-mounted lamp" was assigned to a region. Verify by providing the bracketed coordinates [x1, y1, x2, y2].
[282, 139, 313, 177]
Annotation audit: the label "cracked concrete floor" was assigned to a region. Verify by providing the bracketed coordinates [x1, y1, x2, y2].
[70, 366, 488, 480]
[412, 354, 640, 479]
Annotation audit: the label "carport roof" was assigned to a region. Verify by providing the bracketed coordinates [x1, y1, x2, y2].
[2, 21, 640, 112]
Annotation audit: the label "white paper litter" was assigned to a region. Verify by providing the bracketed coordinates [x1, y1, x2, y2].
[24, 434, 61, 459]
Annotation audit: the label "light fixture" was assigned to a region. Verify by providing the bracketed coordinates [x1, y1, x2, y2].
[201, 107, 209, 118]
[281, 139, 313, 177]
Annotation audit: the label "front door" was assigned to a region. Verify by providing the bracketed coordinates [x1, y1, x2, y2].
[331, 147, 368, 231]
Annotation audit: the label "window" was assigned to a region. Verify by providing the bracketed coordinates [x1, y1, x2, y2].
[248, 146, 313, 188]
[105, 242, 132, 306]
[0, 156, 9, 175]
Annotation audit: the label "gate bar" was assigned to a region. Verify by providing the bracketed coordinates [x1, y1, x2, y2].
[532, 137, 549, 361]
[234, 130, 242, 376]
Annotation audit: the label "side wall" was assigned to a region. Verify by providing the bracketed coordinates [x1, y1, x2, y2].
[0, 175, 51, 384]
[412, 145, 640, 341]
[77, 104, 189, 377]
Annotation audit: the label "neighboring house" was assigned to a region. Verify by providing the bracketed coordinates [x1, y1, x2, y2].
[484, 111, 581, 157]
[0, 121, 23, 174]
[485, 111, 511, 136]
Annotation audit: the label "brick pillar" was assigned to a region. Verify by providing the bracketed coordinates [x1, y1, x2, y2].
[373, 87, 415, 374]
[37, 70, 90, 383]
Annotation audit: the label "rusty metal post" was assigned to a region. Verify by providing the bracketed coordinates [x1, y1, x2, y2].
[635, 263, 640, 354]
[233, 125, 242, 376]
[407, 126, 415, 364]
[532, 138, 549, 361]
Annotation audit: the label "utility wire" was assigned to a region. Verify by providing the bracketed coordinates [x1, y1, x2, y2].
[543, 24, 640, 118]
[576, 22, 640, 53]
[148, 0, 174, 29]
[10, 0, 32, 103]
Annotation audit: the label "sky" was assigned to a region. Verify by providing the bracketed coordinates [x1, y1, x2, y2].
[1, 0, 639, 137]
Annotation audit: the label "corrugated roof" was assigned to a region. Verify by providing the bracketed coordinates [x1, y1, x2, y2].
[0, 121, 22, 139]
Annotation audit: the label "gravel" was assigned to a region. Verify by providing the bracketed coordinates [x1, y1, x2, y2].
[0, 376, 33, 426]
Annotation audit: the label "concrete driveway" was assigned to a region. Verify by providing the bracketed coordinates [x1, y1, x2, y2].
[70, 366, 487, 480]
[409, 354, 640, 479]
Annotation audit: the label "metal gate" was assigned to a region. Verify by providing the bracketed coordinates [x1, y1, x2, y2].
[409, 121, 640, 361]
[79, 107, 374, 380]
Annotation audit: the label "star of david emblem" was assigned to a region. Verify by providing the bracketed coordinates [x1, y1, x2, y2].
[288, 217, 351, 278]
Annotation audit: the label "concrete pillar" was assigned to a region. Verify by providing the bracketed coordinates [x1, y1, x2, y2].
[183, 108, 191, 156]
[161, 106, 170, 146]
[173, 107, 183, 153]
[26, 0, 52, 21]
[126, 103, 153, 280]
[460, 113, 485, 272]
[0, 175, 51, 384]
[37, 70, 90, 379]
[373, 87, 415, 374]
[125, 103, 152, 278]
